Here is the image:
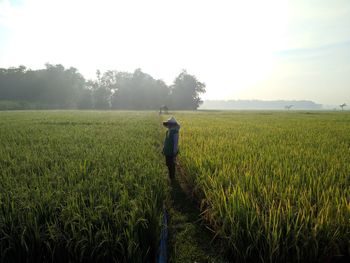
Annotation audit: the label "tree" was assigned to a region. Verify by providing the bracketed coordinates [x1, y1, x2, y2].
[0, 65, 205, 110]
[88, 70, 112, 109]
[111, 69, 169, 110]
[77, 87, 93, 109]
[0, 64, 86, 109]
[170, 70, 206, 110]
[339, 103, 347, 111]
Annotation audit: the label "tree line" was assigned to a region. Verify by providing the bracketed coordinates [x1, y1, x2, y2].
[0, 64, 206, 110]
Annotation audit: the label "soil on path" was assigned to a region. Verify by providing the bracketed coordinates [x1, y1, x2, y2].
[166, 166, 227, 263]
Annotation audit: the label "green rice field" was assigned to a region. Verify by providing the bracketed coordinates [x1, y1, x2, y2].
[176, 111, 350, 262]
[0, 111, 167, 262]
[0, 110, 349, 262]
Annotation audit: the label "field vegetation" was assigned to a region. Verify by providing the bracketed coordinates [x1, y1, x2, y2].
[176, 111, 350, 262]
[1, 110, 349, 262]
[0, 111, 167, 262]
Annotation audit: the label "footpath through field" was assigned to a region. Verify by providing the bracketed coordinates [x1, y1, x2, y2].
[166, 168, 226, 262]
[159, 116, 225, 262]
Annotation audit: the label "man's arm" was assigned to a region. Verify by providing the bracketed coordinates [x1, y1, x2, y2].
[173, 132, 179, 156]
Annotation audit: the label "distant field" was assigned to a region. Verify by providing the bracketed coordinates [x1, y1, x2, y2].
[0, 111, 167, 262]
[1, 111, 349, 262]
[176, 111, 350, 262]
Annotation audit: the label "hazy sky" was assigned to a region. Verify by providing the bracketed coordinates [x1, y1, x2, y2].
[0, 0, 349, 105]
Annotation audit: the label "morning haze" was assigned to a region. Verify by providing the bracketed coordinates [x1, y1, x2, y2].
[0, 0, 349, 107]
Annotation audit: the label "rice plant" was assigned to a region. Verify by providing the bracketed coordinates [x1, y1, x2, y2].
[0, 111, 168, 262]
[175, 111, 350, 262]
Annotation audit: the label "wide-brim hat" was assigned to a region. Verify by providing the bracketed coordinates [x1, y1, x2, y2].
[163, 116, 179, 126]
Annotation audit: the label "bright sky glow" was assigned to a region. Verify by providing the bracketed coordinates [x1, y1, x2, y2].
[0, 0, 349, 105]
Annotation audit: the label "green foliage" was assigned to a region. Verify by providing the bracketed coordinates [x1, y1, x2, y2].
[0, 100, 31, 110]
[111, 69, 170, 110]
[170, 70, 206, 110]
[167, 178, 224, 262]
[0, 65, 86, 109]
[0, 111, 168, 262]
[174, 111, 350, 262]
[0, 66, 206, 110]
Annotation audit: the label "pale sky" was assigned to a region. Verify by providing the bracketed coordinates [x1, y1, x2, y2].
[0, 0, 349, 105]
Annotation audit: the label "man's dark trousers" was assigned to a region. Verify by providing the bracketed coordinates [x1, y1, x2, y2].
[165, 156, 175, 179]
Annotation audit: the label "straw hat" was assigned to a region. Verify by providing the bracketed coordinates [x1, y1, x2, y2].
[163, 116, 179, 126]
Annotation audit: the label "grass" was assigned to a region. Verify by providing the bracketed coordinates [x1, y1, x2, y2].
[0, 111, 168, 262]
[166, 167, 225, 263]
[173, 111, 350, 262]
[1, 110, 349, 262]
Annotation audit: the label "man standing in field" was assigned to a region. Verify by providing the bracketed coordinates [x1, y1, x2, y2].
[162, 117, 180, 180]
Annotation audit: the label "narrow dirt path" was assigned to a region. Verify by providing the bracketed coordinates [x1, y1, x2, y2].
[166, 164, 226, 262]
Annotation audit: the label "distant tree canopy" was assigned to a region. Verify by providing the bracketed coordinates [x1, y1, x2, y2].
[170, 70, 206, 110]
[0, 65, 206, 110]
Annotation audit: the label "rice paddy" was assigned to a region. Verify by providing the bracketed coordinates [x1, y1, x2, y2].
[0, 111, 167, 262]
[176, 111, 350, 262]
[0, 110, 349, 262]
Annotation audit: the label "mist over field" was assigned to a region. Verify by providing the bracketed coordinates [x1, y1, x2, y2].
[200, 99, 324, 110]
[0, 0, 349, 107]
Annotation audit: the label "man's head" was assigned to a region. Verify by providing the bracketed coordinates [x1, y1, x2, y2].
[163, 116, 179, 128]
